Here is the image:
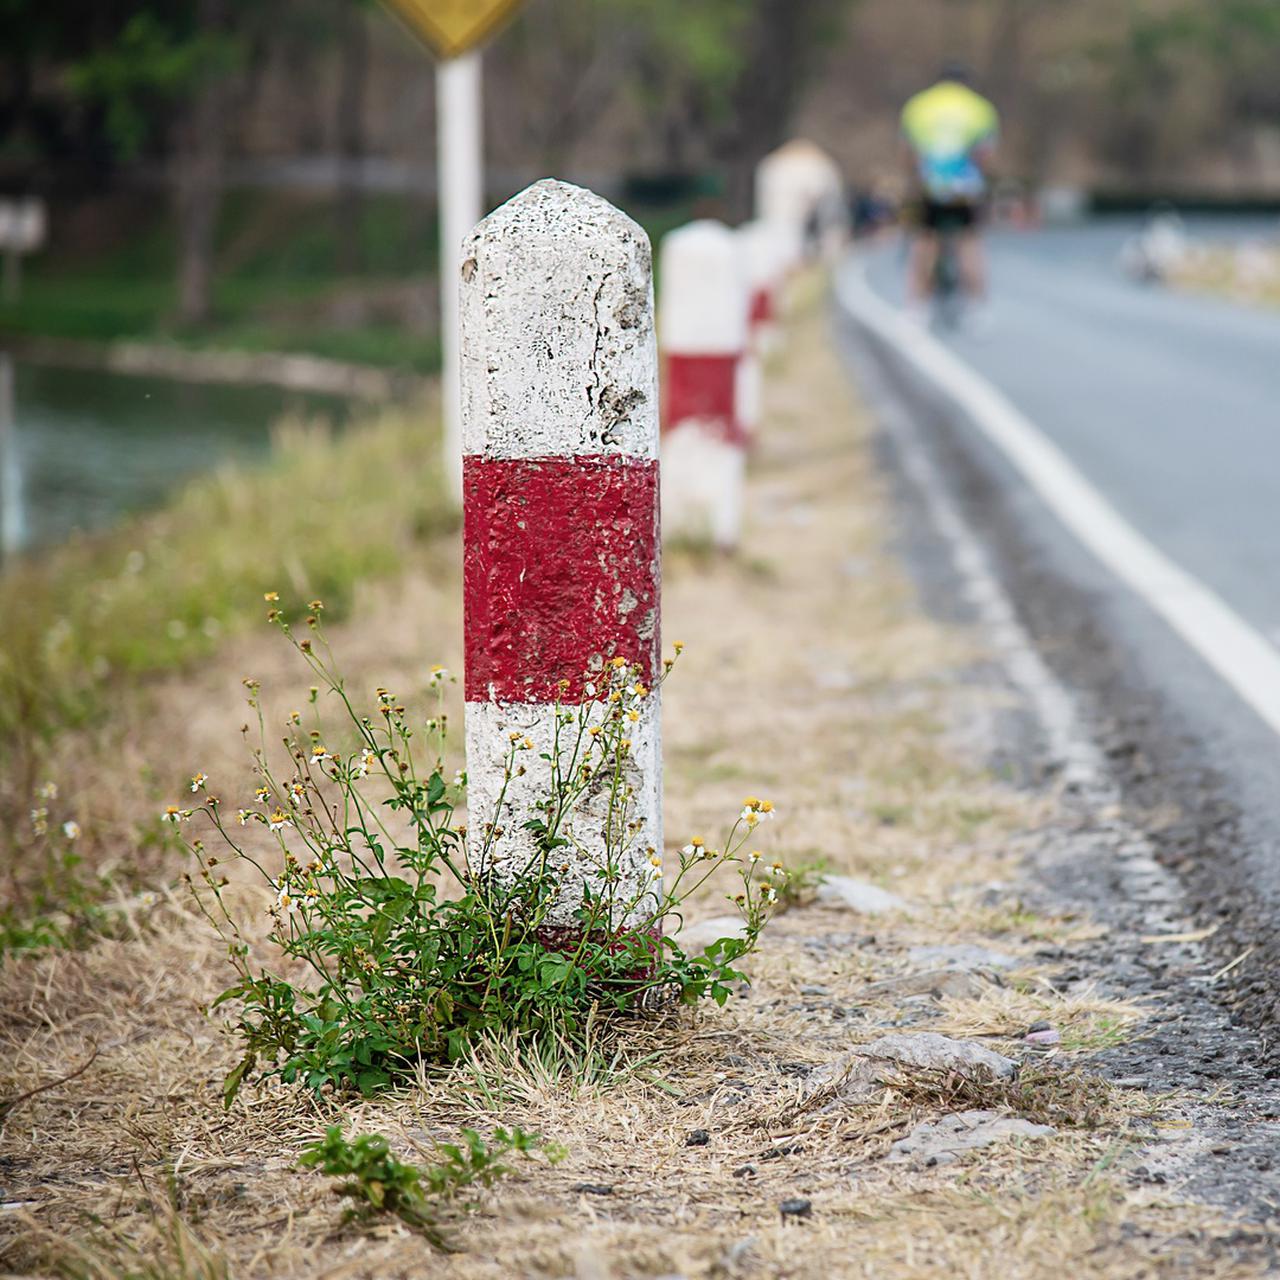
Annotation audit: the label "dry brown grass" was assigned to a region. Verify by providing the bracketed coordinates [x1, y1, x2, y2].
[0, 281, 1272, 1278]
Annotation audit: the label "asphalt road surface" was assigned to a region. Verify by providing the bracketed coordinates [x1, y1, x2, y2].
[838, 217, 1280, 1036]
[866, 218, 1280, 641]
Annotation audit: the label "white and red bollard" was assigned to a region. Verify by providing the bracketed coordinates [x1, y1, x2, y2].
[658, 219, 749, 550]
[755, 139, 847, 266]
[734, 220, 786, 447]
[460, 179, 662, 942]
[739, 219, 785, 356]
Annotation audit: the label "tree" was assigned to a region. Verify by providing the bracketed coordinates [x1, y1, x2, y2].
[334, 0, 372, 274]
[715, 0, 855, 216]
[490, 0, 856, 217]
[66, 2, 250, 325]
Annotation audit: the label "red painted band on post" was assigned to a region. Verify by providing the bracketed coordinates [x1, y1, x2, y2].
[463, 453, 660, 703]
[662, 352, 745, 446]
[749, 287, 774, 329]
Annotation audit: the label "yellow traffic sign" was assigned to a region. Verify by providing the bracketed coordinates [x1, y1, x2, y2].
[380, 0, 523, 59]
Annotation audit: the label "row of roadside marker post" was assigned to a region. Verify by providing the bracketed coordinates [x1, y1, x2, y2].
[661, 141, 847, 552]
[460, 140, 845, 940]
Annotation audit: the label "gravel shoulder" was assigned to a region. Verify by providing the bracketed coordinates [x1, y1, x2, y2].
[1, 281, 1277, 1279]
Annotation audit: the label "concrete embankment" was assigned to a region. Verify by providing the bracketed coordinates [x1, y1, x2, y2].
[3, 333, 429, 401]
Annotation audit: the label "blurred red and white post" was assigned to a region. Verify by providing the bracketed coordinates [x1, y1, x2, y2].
[437, 51, 483, 503]
[460, 179, 663, 942]
[755, 139, 847, 267]
[739, 219, 784, 355]
[659, 220, 749, 550]
[734, 220, 786, 448]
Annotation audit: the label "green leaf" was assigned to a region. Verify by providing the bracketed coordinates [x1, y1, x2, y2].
[358, 1068, 390, 1095]
[222, 1053, 254, 1109]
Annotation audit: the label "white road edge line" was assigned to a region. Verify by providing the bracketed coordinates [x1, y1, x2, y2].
[835, 258, 1280, 741]
[843, 328, 1194, 935]
[841, 334, 1108, 795]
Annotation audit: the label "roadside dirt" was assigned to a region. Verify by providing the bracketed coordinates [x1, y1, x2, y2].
[2, 284, 1277, 1278]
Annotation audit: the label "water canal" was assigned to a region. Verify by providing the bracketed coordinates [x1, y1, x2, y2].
[0, 360, 351, 554]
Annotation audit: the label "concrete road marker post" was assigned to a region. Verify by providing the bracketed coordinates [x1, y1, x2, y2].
[659, 219, 749, 550]
[735, 336, 763, 450]
[460, 178, 662, 947]
[739, 219, 784, 355]
[735, 220, 785, 447]
[755, 139, 846, 266]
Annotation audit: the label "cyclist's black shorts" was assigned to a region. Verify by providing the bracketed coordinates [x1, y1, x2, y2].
[919, 199, 980, 232]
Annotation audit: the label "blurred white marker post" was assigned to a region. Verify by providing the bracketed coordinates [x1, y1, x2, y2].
[755, 139, 845, 267]
[735, 221, 784, 447]
[0, 354, 21, 563]
[659, 220, 749, 550]
[739, 219, 785, 355]
[437, 51, 483, 502]
[0, 197, 47, 305]
[460, 180, 663, 945]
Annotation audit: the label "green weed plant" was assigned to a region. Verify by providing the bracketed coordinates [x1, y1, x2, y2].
[181, 603, 786, 1101]
[299, 1124, 559, 1246]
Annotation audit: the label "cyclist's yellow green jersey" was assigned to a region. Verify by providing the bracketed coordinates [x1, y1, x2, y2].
[901, 81, 998, 203]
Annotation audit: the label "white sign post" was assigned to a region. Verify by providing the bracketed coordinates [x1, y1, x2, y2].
[378, 0, 523, 504]
[437, 51, 483, 503]
[0, 197, 47, 305]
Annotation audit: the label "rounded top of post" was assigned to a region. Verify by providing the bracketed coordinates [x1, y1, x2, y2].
[758, 138, 842, 180]
[466, 177, 651, 267]
[657, 219, 748, 355]
[755, 139, 843, 228]
[460, 179, 658, 461]
[661, 217, 736, 249]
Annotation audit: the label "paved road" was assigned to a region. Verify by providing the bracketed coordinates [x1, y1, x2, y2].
[864, 219, 1280, 643]
[840, 218, 1280, 1035]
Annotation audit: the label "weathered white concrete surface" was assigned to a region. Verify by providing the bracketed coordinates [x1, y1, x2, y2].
[461, 178, 663, 936]
[460, 178, 659, 461]
[464, 698, 663, 932]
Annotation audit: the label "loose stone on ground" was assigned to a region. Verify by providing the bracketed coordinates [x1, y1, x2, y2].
[815, 875, 909, 915]
[888, 1110, 1056, 1167]
[801, 1033, 1018, 1108]
[675, 915, 748, 954]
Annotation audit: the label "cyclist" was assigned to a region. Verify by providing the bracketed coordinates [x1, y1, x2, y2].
[900, 63, 999, 326]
